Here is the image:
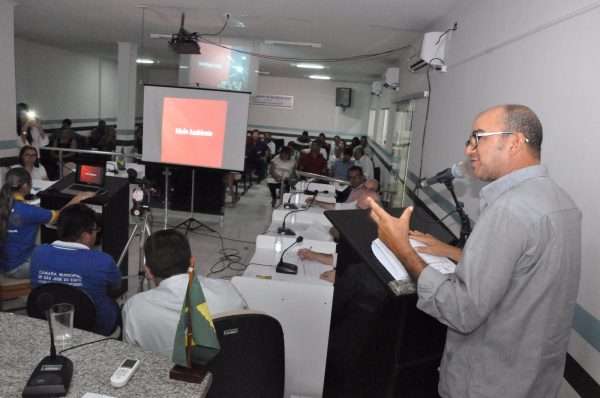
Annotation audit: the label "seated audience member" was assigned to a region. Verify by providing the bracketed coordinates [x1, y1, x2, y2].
[333, 135, 345, 148]
[328, 145, 343, 172]
[98, 126, 116, 152]
[330, 147, 354, 181]
[297, 141, 328, 176]
[353, 146, 374, 179]
[90, 120, 107, 148]
[59, 118, 85, 146]
[263, 131, 276, 159]
[267, 146, 296, 207]
[350, 136, 360, 149]
[224, 172, 240, 207]
[296, 130, 311, 145]
[354, 135, 373, 159]
[317, 133, 331, 158]
[297, 248, 336, 283]
[13, 145, 48, 180]
[122, 229, 247, 357]
[309, 166, 379, 210]
[245, 129, 269, 183]
[51, 126, 78, 175]
[301, 141, 328, 160]
[30, 204, 121, 336]
[0, 168, 92, 279]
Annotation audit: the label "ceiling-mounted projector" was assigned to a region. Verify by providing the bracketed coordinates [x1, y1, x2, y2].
[169, 39, 200, 54]
[167, 13, 201, 54]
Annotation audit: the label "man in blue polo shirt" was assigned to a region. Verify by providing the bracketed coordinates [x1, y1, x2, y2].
[30, 204, 122, 336]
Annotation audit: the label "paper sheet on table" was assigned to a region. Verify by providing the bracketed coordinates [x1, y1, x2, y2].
[371, 238, 456, 281]
[302, 222, 332, 241]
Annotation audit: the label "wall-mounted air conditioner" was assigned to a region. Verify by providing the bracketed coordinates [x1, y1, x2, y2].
[384, 67, 400, 88]
[408, 32, 447, 72]
[371, 80, 382, 96]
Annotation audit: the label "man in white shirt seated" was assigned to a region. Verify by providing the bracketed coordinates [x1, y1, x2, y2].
[353, 147, 374, 180]
[122, 229, 247, 357]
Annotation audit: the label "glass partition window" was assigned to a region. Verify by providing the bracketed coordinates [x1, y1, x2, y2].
[390, 100, 415, 206]
[376, 108, 390, 146]
[367, 109, 377, 139]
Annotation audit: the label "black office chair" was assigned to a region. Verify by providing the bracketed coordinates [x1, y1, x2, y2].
[26, 283, 97, 331]
[206, 311, 285, 398]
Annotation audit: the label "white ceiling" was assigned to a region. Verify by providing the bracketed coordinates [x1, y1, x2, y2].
[14, 0, 466, 83]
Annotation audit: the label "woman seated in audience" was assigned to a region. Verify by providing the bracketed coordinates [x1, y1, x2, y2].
[267, 146, 296, 207]
[13, 145, 48, 180]
[0, 168, 93, 279]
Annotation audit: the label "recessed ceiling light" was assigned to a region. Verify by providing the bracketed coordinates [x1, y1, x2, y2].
[309, 75, 331, 80]
[295, 63, 324, 69]
[136, 58, 154, 64]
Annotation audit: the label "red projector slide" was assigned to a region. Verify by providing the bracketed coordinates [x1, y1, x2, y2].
[161, 97, 228, 167]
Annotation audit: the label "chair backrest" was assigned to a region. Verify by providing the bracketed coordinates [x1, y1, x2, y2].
[205, 311, 285, 398]
[26, 283, 97, 331]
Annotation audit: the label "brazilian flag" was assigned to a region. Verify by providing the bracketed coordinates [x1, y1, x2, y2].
[172, 269, 220, 368]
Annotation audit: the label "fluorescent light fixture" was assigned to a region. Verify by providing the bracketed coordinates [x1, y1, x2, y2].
[309, 75, 331, 80]
[255, 70, 271, 75]
[295, 63, 324, 69]
[264, 40, 322, 48]
[136, 58, 154, 64]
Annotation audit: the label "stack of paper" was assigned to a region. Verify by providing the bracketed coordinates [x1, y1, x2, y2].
[371, 238, 456, 281]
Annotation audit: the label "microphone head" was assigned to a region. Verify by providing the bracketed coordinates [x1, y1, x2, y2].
[296, 236, 304, 243]
[312, 190, 318, 196]
[37, 292, 54, 314]
[451, 161, 472, 179]
[127, 168, 137, 183]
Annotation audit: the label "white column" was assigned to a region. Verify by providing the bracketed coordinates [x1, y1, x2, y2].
[116, 41, 137, 149]
[0, 0, 17, 164]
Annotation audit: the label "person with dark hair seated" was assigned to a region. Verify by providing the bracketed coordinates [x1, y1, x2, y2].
[30, 204, 122, 336]
[245, 129, 269, 183]
[122, 229, 246, 357]
[297, 141, 328, 176]
[12, 145, 48, 180]
[267, 146, 296, 207]
[0, 168, 93, 279]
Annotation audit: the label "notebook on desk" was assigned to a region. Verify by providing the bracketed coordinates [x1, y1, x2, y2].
[60, 163, 106, 195]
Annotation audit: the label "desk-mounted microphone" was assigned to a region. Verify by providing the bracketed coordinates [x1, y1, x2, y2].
[277, 191, 318, 235]
[276, 236, 303, 275]
[284, 192, 302, 210]
[23, 294, 73, 397]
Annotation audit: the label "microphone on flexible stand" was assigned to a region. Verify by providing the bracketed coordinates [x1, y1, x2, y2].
[417, 161, 469, 188]
[284, 192, 302, 209]
[23, 294, 73, 397]
[277, 191, 318, 235]
[276, 236, 303, 274]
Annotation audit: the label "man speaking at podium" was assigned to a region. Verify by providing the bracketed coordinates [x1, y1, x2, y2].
[369, 104, 581, 398]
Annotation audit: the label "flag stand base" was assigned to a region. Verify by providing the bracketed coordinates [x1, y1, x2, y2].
[169, 364, 209, 384]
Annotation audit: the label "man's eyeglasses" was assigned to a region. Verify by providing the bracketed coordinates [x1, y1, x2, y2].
[465, 132, 529, 150]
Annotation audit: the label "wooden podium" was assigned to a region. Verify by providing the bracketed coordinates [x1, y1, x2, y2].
[38, 175, 130, 295]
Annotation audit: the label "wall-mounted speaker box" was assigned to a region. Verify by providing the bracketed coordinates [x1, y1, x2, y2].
[336, 87, 352, 107]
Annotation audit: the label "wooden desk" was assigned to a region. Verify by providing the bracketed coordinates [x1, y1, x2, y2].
[0, 312, 210, 397]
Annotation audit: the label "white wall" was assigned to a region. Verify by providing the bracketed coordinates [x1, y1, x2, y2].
[392, 0, 600, 385]
[248, 76, 370, 138]
[15, 38, 117, 124]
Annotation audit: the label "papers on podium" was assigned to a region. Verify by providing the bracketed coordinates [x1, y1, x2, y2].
[371, 238, 456, 281]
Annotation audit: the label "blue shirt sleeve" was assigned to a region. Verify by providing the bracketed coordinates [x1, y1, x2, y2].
[20, 203, 53, 225]
[105, 259, 122, 287]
